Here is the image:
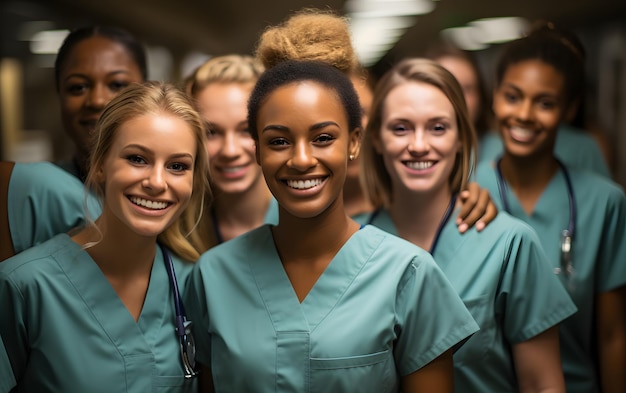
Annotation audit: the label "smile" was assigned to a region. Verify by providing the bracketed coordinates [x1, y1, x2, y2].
[405, 161, 434, 170]
[129, 196, 170, 210]
[509, 126, 536, 141]
[219, 165, 246, 173]
[286, 178, 325, 190]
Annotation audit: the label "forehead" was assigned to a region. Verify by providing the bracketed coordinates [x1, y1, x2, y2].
[261, 81, 345, 118]
[113, 112, 196, 149]
[60, 36, 139, 74]
[501, 60, 565, 93]
[384, 81, 454, 116]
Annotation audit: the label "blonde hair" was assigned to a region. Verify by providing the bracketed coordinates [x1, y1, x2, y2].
[255, 9, 358, 74]
[184, 54, 265, 98]
[85, 81, 212, 261]
[361, 58, 476, 208]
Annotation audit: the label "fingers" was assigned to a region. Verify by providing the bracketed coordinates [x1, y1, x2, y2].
[456, 183, 498, 233]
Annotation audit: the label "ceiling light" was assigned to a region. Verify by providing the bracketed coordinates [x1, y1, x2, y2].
[29, 29, 69, 54]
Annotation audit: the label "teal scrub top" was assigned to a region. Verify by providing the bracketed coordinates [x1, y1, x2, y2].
[475, 163, 626, 393]
[8, 162, 100, 253]
[0, 339, 15, 393]
[185, 224, 479, 392]
[478, 124, 611, 178]
[0, 234, 197, 393]
[356, 209, 577, 392]
[264, 197, 279, 225]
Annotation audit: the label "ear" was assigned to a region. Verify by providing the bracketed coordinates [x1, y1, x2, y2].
[95, 164, 106, 184]
[348, 127, 362, 161]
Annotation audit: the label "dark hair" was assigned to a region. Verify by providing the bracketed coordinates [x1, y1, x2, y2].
[54, 26, 148, 92]
[495, 22, 585, 107]
[247, 60, 362, 139]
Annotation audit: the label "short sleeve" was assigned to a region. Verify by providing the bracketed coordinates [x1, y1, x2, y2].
[0, 270, 29, 384]
[8, 162, 100, 253]
[497, 224, 577, 343]
[393, 254, 478, 376]
[183, 263, 212, 368]
[596, 186, 626, 292]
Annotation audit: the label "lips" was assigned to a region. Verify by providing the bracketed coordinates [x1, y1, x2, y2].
[129, 196, 170, 210]
[404, 160, 434, 170]
[509, 126, 537, 143]
[285, 177, 326, 190]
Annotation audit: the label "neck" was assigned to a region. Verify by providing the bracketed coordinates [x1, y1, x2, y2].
[389, 184, 454, 250]
[212, 177, 272, 242]
[273, 193, 359, 264]
[72, 213, 157, 277]
[343, 175, 374, 217]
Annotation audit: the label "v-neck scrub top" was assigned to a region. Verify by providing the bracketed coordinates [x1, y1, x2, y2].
[8, 162, 100, 254]
[0, 234, 197, 393]
[475, 162, 626, 393]
[185, 224, 478, 392]
[356, 209, 577, 392]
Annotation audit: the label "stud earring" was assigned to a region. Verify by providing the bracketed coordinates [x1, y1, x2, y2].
[349, 154, 355, 161]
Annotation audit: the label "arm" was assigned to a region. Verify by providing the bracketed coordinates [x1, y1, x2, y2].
[198, 363, 215, 393]
[596, 286, 626, 393]
[400, 349, 454, 393]
[0, 161, 16, 262]
[512, 326, 565, 393]
[456, 182, 498, 233]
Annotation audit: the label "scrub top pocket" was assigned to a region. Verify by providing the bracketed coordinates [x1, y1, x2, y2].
[454, 295, 494, 366]
[153, 375, 197, 393]
[310, 350, 395, 393]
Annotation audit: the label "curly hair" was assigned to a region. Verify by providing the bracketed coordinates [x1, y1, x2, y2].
[255, 9, 358, 75]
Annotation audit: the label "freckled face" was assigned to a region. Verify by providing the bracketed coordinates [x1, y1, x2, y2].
[493, 60, 567, 159]
[376, 81, 460, 197]
[97, 112, 196, 238]
[195, 82, 263, 195]
[255, 81, 360, 219]
[58, 36, 144, 159]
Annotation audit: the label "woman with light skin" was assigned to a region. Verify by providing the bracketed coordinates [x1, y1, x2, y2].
[184, 55, 276, 251]
[475, 24, 626, 393]
[185, 60, 478, 393]
[357, 58, 576, 392]
[0, 82, 210, 392]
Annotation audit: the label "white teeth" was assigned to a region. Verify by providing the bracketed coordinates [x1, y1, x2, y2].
[406, 161, 434, 170]
[220, 166, 244, 173]
[286, 178, 324, 190]
[510, 127, 535, 141]
[130, 196, 168, 210]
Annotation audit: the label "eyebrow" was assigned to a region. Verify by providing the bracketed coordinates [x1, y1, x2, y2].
[503, 83, 559, 99]
[123, 144, 194, 160]
[63, 70, 133, 81]
[261, 121, 340, 133]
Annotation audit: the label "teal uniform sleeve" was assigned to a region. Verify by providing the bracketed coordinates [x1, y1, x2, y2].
[393, 253, 479, 376]
[8, 162, 100, 253]
[0, 338, 15, 393]
[596, 183, 626, 292]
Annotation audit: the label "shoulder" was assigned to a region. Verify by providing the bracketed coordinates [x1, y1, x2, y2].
[12, 161, 82, 187]
[196, 225, 272, 265]
[359, 225, 437, 271]
[570, 168, 624, 201]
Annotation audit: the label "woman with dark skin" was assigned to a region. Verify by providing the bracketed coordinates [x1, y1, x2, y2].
[54, 26, 147, 180]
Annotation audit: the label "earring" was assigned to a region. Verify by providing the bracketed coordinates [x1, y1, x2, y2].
[349, 154, 355, 161]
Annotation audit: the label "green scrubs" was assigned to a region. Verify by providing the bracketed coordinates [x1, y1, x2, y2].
[0, 234, 197, 393]
[185, 224, 478, 392]
[478, 124, 611, 178]
[476, 163, 626, 393]
[356, 209, 577, 392]
[0, 339, 15, 393]
[8, 162, 100, 253]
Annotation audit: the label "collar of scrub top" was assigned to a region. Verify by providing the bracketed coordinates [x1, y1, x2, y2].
[366, 194, 457, 255]
[495, 157, 577, 277]
[159, 243, 199, 379]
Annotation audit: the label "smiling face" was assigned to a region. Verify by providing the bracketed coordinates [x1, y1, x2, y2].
[376, 81, 460, 198]
[256, 81, 360, 219]
[493, 59, 567, 159]
[96, 112, 196, 238]
[58, 36, 144, 161]
[195, 82, 263, 195]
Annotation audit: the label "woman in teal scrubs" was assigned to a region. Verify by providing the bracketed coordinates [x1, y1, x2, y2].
[185, 60, 478, 392]
[0, 339, 15, 393]
[0, 82, 211, 392]
[184, 55, 278, 251]
[475, 24, 626, 393]
[356, 58, 576, 392]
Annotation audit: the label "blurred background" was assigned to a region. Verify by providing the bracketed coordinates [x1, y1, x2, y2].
[1, 0, 625, 185]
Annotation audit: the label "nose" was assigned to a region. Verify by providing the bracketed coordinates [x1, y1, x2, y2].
[142, 166, 167, 193]
[515, 99, 534, 122]
[85, 84, 110, 110]
[287, 140, 317, 171]
[407, 130, 429, 156]
[221, 130, 241, 158]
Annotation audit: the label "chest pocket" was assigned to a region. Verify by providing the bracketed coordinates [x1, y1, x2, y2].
[309, 350, 395, 393]
[454, 295, 495, 366]
[153, 376, 197, 393]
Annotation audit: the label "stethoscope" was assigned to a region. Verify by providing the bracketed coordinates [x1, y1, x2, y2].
[366, 194, 457, 255]
[495, 158, 577, 278]
[159, 243, 199, 379]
